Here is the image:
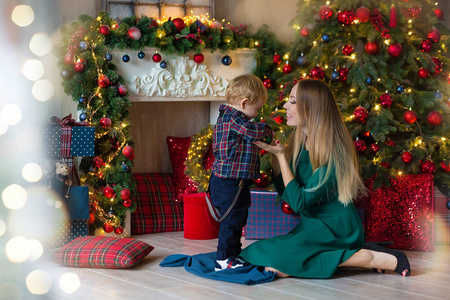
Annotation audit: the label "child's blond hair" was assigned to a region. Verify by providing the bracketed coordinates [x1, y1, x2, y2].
[225, 74, 268, 105]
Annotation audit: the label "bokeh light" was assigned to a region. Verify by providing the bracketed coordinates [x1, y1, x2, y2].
[5, 236, 31, 263]
[32, 79, 54, 101]
[2, 184, 27, 209]
[22, 163, 43, 182]
[0, 119, 8, 136]
[27, 240, 44, 261]
[59, 272, 81, 294]
[26, 270, 52, 295]
[0, 283, 23, 300]
[22, 59, 45, 81]
[11, 5, 34, 27]
[0, 219, 6, 236]
[0, 104, 22, 126]
[29, 33, 52, 56]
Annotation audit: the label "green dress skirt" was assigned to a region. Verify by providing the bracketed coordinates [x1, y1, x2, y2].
[239, 150, 364, 278]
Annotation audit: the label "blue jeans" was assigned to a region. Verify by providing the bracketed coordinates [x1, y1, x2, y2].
[209, 174, 252, 260]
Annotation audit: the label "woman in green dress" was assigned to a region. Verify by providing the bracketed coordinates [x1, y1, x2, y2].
[239, 79, 411, 278]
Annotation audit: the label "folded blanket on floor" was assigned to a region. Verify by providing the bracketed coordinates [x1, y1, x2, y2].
[159, 252, 275, 285]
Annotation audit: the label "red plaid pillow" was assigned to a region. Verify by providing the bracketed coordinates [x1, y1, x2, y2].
[52, 236, 153, 268]
[131, 173, 183, 234]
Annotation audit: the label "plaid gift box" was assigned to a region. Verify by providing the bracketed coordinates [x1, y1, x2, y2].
[245, 188, 301, 239]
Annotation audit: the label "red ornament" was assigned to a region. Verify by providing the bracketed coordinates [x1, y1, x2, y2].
[148, 18, 159, 28]
[73, 60, 86, 73]
[123, 199, 132, 208]
[263, 78, 274, 89]
[99, 25, 110, 36]
[310, 66, 325, 79]
[122, 145, 134, 158]
[365, 41, 379, 55]
[114, 226, 124, 235]
[342, 44, 354, 56]
[273, 53, 281, 64]
[299, 27, 310, 37]
[282, 63, 293, 74]
[421, 160, 436, 173]
[337, 10, 355, 25]
[118, 84, 128, 96]
[434, 8, 444, 20]
[97, 74, 110, 88]
[427, 28, 441, 43]
[403, 110, 417, 124]
[103, 223, 114, 233]
[419, 39, 432, 53]
[254, 173, 269, 187]
[120, 188, 131, 200]
[431, 57, 443, 75]
[354, 139, 367, 153]
[355, 7, 371, 23]
[401, 152, 412, 163]
[127, 27, 141, 40]
[353, 106, 368, 123]
[379, 93, 393, 108]
[103, 186, 115, 198]
[172, 18, 186, 33]
[338, 68, 348, 82]
[418, 68, 429, 79]
[387, 43, 403, 58]
[88, 213, 95, 224]
[427, 111, 442, 126]
[152, 53, 162, 63]
[319, 5, 333, 20]
[100, 116, 112, 128]
[370, 143, 379, 153]
[281, 201, 294, 215]
[273, 115, 284, 124]
[92, 156, 104, 168]
[440, 162, 450, 173]
[193, 53, 204, 64]
[64, 53, 74, 65]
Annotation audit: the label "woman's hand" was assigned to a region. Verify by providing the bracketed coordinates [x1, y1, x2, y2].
[254, 140, 285, 157]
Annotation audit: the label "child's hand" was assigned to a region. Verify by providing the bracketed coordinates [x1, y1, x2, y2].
[254, 140, 285, 157]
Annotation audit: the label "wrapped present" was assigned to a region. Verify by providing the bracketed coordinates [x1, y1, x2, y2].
[43, 114, 95, 158]
[363, 174, 435, 252]
[245, 188, 301, 239]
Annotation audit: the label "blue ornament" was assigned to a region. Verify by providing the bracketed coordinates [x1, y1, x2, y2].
[321, 34, 330, 43]
[89, 166, 95, 172]
[79, 112, 87, 121]
[366, 77, 373, 85]
[396, 85, 405, 94]
[434, 91, 443, 100]
[122, 54, 130, 63]
[160, 61, 167, 68]
[122, 164, 130, 173]
[138, 51, 145, 59]
[105, 52, 112, 61]
[78, 96, 86, 105]
[296, 55, 307, 67]
[330, 70, 340, 81]
[79, 41, 88, 51]
[222, 55, 232, 66]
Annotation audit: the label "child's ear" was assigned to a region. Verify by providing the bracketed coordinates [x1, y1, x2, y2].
[240, 97, 249, 109]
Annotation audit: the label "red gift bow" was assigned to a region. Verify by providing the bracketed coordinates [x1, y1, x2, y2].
[50, 114, 89, 126]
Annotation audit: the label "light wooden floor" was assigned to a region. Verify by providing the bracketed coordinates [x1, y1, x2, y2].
[45, 231, 450, 300]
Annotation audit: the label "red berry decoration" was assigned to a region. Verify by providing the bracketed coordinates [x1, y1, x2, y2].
[103, 186, 115, 198]
[127, 27, 141, 40]
[353, 106, 368, 123]
[427, 111, 442, 126]
[419, 39, 432, 53]
[152, 53, 162, 63]
[431, 57, 442, 75]
[401, 152, 412, 163]
[282, 63, 293, 74]
[92, 156, 104, 168]
[100, 116, 112, 128]
[103, 223, 114, 233]
[319, 5, 333, 20]
[370, 143, 379, 153]
[299, 27, 309, 37]
[342, 44, 354, 56]
[403, 110, 417, 124]
[354, 139, 367, 153]
[99, 25, 110, 36]
[338, 68, 348, 82]
[118, 84, 128, 96]
[440, 162, 450, 173]
[355, 6, 371, 23]
[263, 78, 274, 89]
[273, 53, 281, 64]
[123, 199, 132, 208]
[385, 140, 396, 147]
[281, 201, 294, 215]
[418, 68, 429, 79]
[193, 53, 204, 63]
[427, 28, 441, 43]
[114, 226, 124, 235]
[172, 18, 186, 33]
[421, 160, 436, 173]
[310, 66, 325, 79]
[254, 173, 269, 187]
[387, 42, 403, 58]
[97, 74, 110, 88]
[364, 41, 379, 55]
[120, 188, 131, 200]
[64, 53, 74, 65]
[73, 60, 86, 73]
[122, 145, 134, 158]
[338, 10, 355, 25]
[379, 93, 393, 108]
[434, 8, 444, 20]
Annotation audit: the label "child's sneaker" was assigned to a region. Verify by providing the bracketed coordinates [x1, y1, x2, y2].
[215, 257, 248, 271]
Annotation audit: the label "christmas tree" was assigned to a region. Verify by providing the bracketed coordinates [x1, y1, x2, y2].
[256, 0, 450, 197]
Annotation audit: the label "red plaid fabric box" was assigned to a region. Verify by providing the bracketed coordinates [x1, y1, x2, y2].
[245, 188, 301, 239]
[131, 173, 184, 234]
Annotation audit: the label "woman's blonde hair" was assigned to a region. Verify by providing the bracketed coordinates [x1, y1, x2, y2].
[286, 79, 367, 205]
[225, 74, 267, 105]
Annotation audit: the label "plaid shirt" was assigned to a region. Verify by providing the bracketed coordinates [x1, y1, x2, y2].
[212, 104, 272, 180]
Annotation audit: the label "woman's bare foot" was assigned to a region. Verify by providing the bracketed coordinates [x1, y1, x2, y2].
[265, 267, 290, 278]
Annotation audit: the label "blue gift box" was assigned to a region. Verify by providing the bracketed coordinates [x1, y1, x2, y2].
[44, 125, 95, 158]
[245, 188, 301, 239]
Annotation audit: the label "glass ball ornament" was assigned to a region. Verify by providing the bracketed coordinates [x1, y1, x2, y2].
[127, 26, 142, 40]
[73, 60, 86, 73]
[262, 78, 274, 89]
[434, 91, 443, 100]
[396, 85, 405, 94]
[401, 152, 413, 163]
[338, 68, 348, 82]
[387, 42, 403, 58]
[79, 41, 88, 51]
[310, 65, 325, 79]
[160, 61, 167, 68]
[123, 199, 132, 208]
[79, 112, 87, 121]
[342, 44, 353, 56]
[98, 25, 110, 36]
[121, 164, 130, 173]
[221, 55, 232, 66]
[366, 77, 373, 85]
[152, 53, 162, 63]
[379, 93, 393, 108]
[281, 201, 294, 215]
[100, 116, 112, 128]
[420, 160, 436, 174]
[273, 53, 281, 64]
[419, 39, 432, 53]
[114, 226, 124, 235]
[64, 53, 74, 65]
[122, 54, 130, 63]
[118, 84, 128, 96]
[282, 63, 293, 74]
[138, 51, 145, 59]
[427, 28, 441, 43]
[78, 96, 86, 105]
[354, 139, 367, 153]
[432, 57, 442, 74]
[330, 70, 340, 81]
[105, 52, 112, 61]
[296, 55, 307, 67]
[353, 106, 368, 123]
[319, 5, 333, 20]
[370, 143, 379, 153]
[418, 68, 429, 79]
[337, 10, 355, 25]
[403, 110, 417, 124]
[60, 69, 72, 79]
[427, 111, 443, 126]
[321, 33, 330, 43]
[97, 74, 110, 88]
[103, 223, 114, 233]
[193, 53, 204, 64]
